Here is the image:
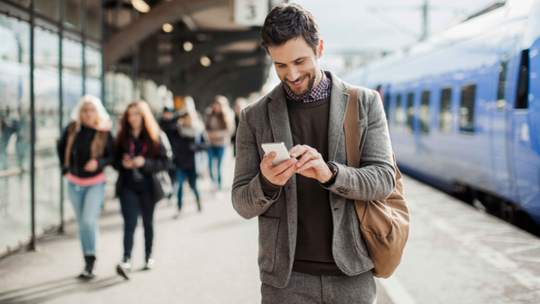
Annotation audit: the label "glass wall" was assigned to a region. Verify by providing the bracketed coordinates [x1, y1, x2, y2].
[34, 26, 61, 232]
[85, 45, 102, 98]
[0, 14, 31, 251]
[62, 38, 83, 126]
[0, 2, 103, 254]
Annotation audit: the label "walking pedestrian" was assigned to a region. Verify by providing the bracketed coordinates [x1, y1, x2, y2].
[113, 100, 172, 279]
[57, 94, 114, 279]
[173, 110, 207, 218]
[158, 106, 178, 202]
[203, 95, 234, 194]
[232, 4, 396, 303]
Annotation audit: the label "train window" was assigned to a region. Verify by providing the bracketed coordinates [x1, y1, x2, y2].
[394, 94, 403, 132]
[496, 54, 509, 110]
[420, 91, 430, 135]
[460, 84, 476, 133]
[515, 49, 529, 109]
[406, 92, 414, 133]
[439, 88, 452, 133]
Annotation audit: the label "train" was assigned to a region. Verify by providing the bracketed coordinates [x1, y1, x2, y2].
[342, 0, 540, 231]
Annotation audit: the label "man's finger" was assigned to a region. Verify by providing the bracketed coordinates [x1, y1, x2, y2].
[298, 159, 317, 172]
[261, 152, 277, 168]
[296, 150, 318, 168]
[289, 144, 310, 158]
[276, 160, 298, 182]
[271, 158, 297, 175]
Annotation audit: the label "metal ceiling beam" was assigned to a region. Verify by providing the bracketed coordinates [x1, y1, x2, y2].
[170, 29, 261, 78]
[105, 0, 228, 67]
[183, 51, 267, 95]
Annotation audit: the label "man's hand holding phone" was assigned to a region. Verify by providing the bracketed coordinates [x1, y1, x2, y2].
[289, 144, 333, 183]
[260, 151, 298, 186]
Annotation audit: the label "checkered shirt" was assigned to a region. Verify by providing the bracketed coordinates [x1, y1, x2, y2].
[284, 71, 332, 103]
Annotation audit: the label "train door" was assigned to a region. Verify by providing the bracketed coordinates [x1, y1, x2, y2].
[490, 39, 517, 199]
[512, 37, 540, 225]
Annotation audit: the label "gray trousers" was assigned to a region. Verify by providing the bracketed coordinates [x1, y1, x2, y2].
[261, 271, 377, 304]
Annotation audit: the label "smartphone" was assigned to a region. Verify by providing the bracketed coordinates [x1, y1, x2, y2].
[262, 142, 291, 166]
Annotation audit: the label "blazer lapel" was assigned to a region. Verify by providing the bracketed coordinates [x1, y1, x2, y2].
[267, 84, 297, 253]
[327, 71, 349, 164]
[267, 85, 294, 149]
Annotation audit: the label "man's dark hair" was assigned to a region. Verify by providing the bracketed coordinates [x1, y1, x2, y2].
[261, 3, 320, 55]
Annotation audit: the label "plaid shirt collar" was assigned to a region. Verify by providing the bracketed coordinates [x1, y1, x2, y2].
[284, 70, 332, 103]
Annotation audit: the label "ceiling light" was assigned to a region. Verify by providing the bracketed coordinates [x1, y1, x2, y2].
[162, 23, 173, 33]
[200, 56, 211, 67]
[132, 0, 150, 13]
[183, 41, 193, 52]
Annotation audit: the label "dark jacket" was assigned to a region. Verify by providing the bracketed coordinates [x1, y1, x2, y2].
[57, 122, 114, 177]
[173, 124, 208, 169]
[113, 132, 173, 203]
[159, 117, 181, 152]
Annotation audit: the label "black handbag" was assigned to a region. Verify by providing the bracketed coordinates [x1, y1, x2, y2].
[152, 171, 173, 203]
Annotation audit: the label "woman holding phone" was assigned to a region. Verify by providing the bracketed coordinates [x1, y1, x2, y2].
[57, 94, 114, 279]
[113, 100, 172, 279]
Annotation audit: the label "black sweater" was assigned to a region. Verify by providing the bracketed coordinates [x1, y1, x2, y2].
[57, 125, 114, 177]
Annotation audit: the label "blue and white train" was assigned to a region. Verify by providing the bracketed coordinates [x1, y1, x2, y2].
[343, 0, 540, 229]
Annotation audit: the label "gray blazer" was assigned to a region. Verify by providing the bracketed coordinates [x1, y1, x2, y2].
[232, 71, 396, 288]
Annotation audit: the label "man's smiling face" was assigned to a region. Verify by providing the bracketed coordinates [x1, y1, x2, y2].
[268, 37, 323, 97]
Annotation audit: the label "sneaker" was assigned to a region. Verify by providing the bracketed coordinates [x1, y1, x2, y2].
[116, 257, 131, 280]
[78, 269, 97, 279]
[79, 256, 97, 280]
[173, 209, 181, 219]
[144, 258, 155, 270]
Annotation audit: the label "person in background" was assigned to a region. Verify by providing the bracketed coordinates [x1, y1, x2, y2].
[173, 109, 207, 218]
[204, 95, 234, 194]
[231, 97, 247, 157]
[158, 106, 178, 201]
[114, 100, 172, 279]
[57, 95, 114, 279]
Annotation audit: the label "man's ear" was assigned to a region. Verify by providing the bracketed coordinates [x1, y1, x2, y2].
[317, 40, 324, 58]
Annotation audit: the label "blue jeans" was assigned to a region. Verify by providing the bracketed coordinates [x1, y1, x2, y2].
[67, 182, 105, 256]
[176, 168, 200, 210]
[208, 146, 225, 190]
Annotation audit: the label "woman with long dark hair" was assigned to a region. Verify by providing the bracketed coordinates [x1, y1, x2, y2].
[113, 100, 172, 279]
[57, 95, 114, 279]
[204, 95, 234, 194]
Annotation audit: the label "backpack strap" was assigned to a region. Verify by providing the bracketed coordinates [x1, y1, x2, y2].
[344, 85, 361, 169]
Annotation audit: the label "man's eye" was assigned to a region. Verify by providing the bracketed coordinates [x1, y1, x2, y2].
[296, 61, 305, 64]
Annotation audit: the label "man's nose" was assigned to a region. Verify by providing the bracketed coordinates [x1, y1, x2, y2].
[287, 67, 301, 82]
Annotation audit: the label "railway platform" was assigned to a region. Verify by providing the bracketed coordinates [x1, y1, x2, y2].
[0, 155, 539, 304]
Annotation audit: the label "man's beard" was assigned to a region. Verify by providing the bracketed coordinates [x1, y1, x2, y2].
[283, 72, 317, 97]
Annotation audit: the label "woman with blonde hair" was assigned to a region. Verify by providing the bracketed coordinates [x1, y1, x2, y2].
[204, 95, 235, 193]
[57, 94, 114, 279]
[113, 100, 172, 279]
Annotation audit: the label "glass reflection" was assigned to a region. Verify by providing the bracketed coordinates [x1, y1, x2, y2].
[85, 45, 102, 98]
[62, 37, 83, 128]
[35, 26, 61, 231]
[0, 15, 31, 253]
[64, 0, 82, 30]
[86, 0, 101, 40]
[36, 0, 60, 20]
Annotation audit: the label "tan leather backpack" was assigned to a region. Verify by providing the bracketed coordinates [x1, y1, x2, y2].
[344, 85, 410, 278]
